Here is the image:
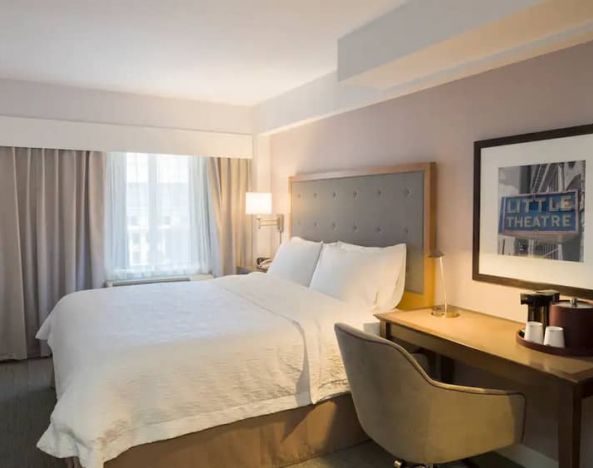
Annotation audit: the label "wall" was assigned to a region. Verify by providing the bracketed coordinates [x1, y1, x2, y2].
[252, 134, 275, 259]
[0, 79, 254, 158]
[269, 40, 593, 466]
[0, 79, 253, 134]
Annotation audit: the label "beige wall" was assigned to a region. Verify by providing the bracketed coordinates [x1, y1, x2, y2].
[269, 40, 593, 465]
[0, 79, 254, 159]
[270, 39, 593, 322]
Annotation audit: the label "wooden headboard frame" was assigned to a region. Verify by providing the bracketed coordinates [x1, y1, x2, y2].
[288, 163, 436, 310]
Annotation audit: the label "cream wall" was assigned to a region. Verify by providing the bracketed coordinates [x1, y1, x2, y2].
[269, 40, 593, 466]
[0, 79, 254, 158]
[270, 39, 593, 322]
[252, 134, 275, 259]
[0, 78, 253, 134]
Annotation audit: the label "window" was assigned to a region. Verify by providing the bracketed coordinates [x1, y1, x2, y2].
[105, 152, 210, 280]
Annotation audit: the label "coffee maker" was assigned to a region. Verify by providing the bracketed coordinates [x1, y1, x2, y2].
[550, 297, 593, 352]
[520, 290, 560, 328]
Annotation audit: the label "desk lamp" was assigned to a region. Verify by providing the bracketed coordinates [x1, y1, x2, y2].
[429, 250, 458, 318]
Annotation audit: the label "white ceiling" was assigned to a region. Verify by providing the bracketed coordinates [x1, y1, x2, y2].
[0, 0, 404, 105]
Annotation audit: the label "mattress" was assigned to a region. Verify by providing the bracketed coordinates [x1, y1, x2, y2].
[36, 273, 368, 468]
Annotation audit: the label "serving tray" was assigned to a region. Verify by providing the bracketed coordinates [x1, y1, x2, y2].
[516, 330, 593, 357]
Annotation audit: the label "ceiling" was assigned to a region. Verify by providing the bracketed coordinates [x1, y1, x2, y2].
[0, 0, 404, 105]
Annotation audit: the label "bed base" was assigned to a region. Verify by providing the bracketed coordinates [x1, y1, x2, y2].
[65, 394, 367, 468]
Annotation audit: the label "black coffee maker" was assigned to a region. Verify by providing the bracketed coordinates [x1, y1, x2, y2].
[520, 290, 560, 328]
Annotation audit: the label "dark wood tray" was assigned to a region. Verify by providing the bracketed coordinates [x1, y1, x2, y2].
[516, 330, 593, 357]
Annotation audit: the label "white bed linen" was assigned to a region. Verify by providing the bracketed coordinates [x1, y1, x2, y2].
[36, 273, 366, 468]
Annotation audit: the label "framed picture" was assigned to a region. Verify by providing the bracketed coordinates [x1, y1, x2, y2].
[473, 123, 593, 299]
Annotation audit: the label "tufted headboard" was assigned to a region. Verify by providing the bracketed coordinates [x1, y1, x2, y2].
[289, 163, 436, 309]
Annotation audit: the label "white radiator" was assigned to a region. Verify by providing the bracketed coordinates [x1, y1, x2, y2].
[104, 274, 211, 288]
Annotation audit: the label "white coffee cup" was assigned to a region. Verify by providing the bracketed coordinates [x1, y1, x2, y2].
[544, 326, 565, 348]
[525, 321, 544, 344]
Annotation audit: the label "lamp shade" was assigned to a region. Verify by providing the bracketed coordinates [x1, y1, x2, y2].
[245, 192, 272, 215]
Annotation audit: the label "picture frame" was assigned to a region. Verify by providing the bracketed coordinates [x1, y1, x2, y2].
[473, 123, 593, 299]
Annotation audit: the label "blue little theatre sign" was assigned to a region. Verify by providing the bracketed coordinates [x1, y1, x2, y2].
[499, 190, 580, 239]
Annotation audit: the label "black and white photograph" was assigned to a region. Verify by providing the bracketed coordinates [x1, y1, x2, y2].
[474, 123, 593, 298]
[497, 160, 586, 262]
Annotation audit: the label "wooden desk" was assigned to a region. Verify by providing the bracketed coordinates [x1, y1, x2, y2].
[376, 307, 593, 468]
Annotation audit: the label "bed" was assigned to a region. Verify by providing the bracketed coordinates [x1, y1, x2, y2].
[37, 163, 436, 468]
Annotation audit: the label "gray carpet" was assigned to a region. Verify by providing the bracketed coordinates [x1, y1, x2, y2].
[0, 358, 522, 468]
[0, 358, 60, 468]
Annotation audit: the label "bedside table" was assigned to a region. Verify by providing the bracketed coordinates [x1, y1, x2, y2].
[236, 265, 268, 275]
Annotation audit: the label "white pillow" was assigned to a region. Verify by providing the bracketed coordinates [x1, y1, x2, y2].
[337, 241, 406, 311]
[310, 244, 388, 308]
[292, 236, 337, 247]
[267, 238, 322, 286]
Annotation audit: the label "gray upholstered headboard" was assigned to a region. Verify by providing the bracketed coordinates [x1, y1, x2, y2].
[289, 164, 436, 308]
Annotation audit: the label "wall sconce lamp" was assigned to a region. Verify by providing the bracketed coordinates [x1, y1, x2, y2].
[429, 249, 459, 318]
[245, 192, 285, 238]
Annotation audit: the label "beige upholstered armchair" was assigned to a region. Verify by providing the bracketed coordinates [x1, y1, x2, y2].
[335, 323, 525, 468]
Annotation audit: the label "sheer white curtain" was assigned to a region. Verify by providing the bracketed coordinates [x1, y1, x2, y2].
[105, 153, 210, 280]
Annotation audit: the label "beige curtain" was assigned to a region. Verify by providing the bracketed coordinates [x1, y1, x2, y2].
[207, 158, 253, 276]
[0, 147, 106, 360]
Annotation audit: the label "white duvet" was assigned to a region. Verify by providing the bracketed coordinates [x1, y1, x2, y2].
[36, 273, 367, 468]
